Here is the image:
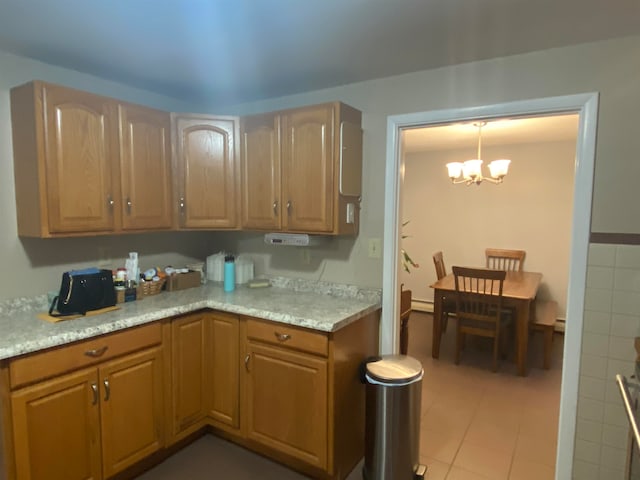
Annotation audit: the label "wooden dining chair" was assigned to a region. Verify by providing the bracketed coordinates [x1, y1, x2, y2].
[399, 285, 412, 355]
[452, 266, 512, 372]
[432, 251, 456, 332]
[485, 248, 526, 272]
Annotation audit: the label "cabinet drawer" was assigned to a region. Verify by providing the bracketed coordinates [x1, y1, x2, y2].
[246, 318, 328, 357]
[9, 322, 162, 389]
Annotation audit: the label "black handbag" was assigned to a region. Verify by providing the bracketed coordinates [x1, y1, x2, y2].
[49, 268, 117, 317]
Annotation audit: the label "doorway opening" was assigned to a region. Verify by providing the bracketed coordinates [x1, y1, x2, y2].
[381, 93, 599, 479]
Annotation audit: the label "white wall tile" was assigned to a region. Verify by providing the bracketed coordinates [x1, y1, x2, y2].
[589, 244, 617, 267]
[605, 377, 630, 405]
[579, 375, 607, 401]
[610, 313, 640, 337]
[585, 288, 614, 313]
[600, 444, 628, 470]
[612, 290, 640, 316]
[572, 458, 600, 480]
[581, 354, 608, 379]
[573, 459, 600, 480]
[576, 417, 604, 443]
[603, 402, 629, 428]
[598, 466, 626, 480]
[587, 266, 615, 289]
[582, 332, 610, 357]
[577, 397, 606, 422]
[601, 424, 628, 449]
[575, 438, 602, 462]
[614, 268, 640, 293]
[616, 245, 640, 269]
[584, 310, 612, 335]
[608, 337, 638, 361]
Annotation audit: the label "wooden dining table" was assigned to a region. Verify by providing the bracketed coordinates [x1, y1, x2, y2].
[430, 270, 543, 376]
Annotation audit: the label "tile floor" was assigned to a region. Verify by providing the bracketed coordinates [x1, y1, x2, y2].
[137, 312, 563, 479]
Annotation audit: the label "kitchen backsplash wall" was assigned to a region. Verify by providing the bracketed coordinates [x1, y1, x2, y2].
[573, 243, 640, 480]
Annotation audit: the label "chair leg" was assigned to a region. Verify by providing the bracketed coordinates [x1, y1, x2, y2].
[399, 318, 408, 355]
[442, 313, 448, 333]
[492, 332, 499, 372]
[455, 330, 462, 365]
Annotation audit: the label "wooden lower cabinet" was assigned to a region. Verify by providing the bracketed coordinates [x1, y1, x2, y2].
[10, 368, 101, 480]
[245, 341, 328, 469]
[2, 322, 165, 480]
[170, 311, 240, 441]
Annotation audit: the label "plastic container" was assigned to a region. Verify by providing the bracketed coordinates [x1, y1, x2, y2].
[235, 255, 255, 285]
[224, 255, 235, 292]
[206, 252, 226, 283]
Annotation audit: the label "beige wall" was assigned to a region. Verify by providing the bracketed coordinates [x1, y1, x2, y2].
[2, 36, 640, 299]
[0, 29, 638, 480]
[401, 140, 576, 317]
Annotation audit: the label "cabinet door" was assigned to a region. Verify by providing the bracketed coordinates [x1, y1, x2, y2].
[281, 105, 334, 232]
[42, 84, 117, 234]
[118, 103, 173, 230]
[11, 368, 101, 480]
[207, 312, 240, 430]
[241, 113, 281, 230]
[99, 347, 164, 478]
[245, 342, 327, 469]
[171, 313, 207, 438]
[174, 115, 238, 229]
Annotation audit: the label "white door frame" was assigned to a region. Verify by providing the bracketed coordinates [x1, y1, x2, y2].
[382, 92, 599, 479]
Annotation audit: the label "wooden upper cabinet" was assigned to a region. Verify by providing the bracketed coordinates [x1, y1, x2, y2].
[173, 115, 239, 229]
[241, 113, 281, 230]
[11, 81, 119, 236]
[240, 102, 362, 235]
[10, 80, 175, 237]
[281, 105, 334, 232]
[119, 103, 173, 231]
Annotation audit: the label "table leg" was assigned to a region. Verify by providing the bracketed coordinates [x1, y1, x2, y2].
[432, 290, 443, 358]
[515, 299, 531, 376]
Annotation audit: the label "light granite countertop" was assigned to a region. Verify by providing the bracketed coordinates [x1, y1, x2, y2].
[0, 277, 381, 361]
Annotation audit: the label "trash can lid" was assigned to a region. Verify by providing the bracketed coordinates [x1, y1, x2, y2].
[365, 355, 423, 386]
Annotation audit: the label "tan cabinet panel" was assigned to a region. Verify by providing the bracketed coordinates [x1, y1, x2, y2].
[11, 367, 101, 480]
[11, 81, 118, 236]
[241, 113, 281, 230]
[245, 341, 328, 469]
[207, 312, 240, 429]
[173, 115, 238, 229]
[99, 346, 164, 478]
[118, 103, 173, 231]
[171, 313, 207, 437]
[282, 104, 334, 232]
[240, 102, 362, 235]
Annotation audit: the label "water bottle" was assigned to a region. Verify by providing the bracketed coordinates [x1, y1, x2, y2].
[224, 255, 235, 292]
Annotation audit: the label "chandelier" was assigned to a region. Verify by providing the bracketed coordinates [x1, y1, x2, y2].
[445, 122, 511, 185]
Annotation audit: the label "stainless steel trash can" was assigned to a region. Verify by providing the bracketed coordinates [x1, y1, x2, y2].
[363, 355, 426, 480]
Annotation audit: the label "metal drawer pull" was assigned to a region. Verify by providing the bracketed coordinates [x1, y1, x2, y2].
[84, 346, 108, 358]
[274, 332, 291, 342]
[91, 383, 98, 405]
[244, 354, 251, 372]
[103, 379, 110, 401]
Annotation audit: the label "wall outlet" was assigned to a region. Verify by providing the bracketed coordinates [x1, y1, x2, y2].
[300, 248, 312, 265]
[346, 203, 355, 224]
[368, 238, 381, 259]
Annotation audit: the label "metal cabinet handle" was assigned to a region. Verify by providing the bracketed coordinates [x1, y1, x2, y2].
[91, 383, 98, 405]
[107, 195, 114, 209]
[84, 346, 108, 358]
[286, 201, 291, 215]
[244, 354, 251, 372]
[273, 200, 278, 215]
[274, 332, 291, 342]
[126, 197, 132, 214]
[103, 379, 110, 401]
[179, 197, 185, 214]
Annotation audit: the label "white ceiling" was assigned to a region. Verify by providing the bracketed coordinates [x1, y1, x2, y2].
[0, 0, 638, 106]
[402, 114, 580, 154]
